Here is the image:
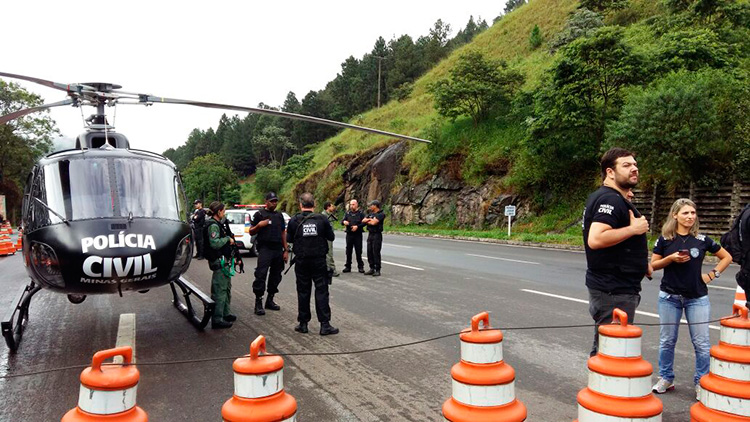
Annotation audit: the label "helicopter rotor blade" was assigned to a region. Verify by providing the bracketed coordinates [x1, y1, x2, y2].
[0, 71, 80, 93]
[142, 96, 432, 144]
[0, 99, 75, 125]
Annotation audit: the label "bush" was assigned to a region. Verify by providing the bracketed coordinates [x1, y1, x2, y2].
[254, 166, 284, 196]
[548, 8, 604, 53]
[529, 25, 543, 49]
[393, 82, 414, 101]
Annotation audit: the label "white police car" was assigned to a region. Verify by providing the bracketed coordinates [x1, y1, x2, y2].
[225, 206, 291, 256]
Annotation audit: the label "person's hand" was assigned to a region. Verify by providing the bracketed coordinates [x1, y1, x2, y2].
[669, 251, 691, 264]
[283, 250, 289, 263]
[343, 220, 350, 226]
[229, 237, 235, 245]
[629, 210, 649, 235]
[258, 219, 271, 227]
[646, 263, 653, 278]
[702, 273, 712, 284]
[352, 225, 358, 232]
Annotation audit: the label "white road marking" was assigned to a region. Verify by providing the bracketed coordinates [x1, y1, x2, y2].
[384, 243, 413, 249]
[467, 253, 540, 265]
[521, 289, 720, 330]
[382, 261, 424, 271]
[113, 313, 136, 363]
[708, 285, 736, 291]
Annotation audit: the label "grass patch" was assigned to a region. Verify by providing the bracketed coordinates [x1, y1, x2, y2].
[386, 223, 582, 245]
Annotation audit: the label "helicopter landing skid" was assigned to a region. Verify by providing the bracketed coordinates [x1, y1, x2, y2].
[2, 281, 41, 352]
[170, 276, 215, 330]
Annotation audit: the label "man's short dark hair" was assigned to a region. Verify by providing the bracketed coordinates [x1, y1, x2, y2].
[323, 201, 333, 209]
[299, 192, 315, 208]
[601, 147, 635, 180]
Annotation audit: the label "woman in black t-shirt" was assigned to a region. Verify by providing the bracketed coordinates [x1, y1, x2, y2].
[649, 198, 732, 400]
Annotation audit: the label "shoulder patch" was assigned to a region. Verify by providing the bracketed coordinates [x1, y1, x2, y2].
[597, 203, 615, 215]
[696, 234, 706, 242]
[654, 238, 660, 247]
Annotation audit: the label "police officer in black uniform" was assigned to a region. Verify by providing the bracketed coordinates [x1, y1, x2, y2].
[191, 200, 206, 260]
[287, 192, 338, 335]
[363, 200, 385, 276]
[583, 147, 652, 356]
[249, 192, 289, 316]
[342, 199, 365, 273]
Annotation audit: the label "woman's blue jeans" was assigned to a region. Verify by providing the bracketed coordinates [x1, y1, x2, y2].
[657, 291, 711, 385]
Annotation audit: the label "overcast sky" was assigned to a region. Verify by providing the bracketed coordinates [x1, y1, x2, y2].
[4, 1, 504, 154]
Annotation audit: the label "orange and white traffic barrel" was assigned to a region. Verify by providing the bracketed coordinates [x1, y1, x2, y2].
[736, 286, 747, 308]
[222, 335, 297, 422]
[575, 308, 662, 422]
[691, 304, 750, 421]
[0, 234, 15, 256]
[442, 312, 527, 421]
[61, 346, 147, 422]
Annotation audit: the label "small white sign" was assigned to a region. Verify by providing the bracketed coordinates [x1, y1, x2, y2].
[504, 206, 516, 217]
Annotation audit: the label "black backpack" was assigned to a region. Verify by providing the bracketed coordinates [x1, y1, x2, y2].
[721, 204, 750, 265]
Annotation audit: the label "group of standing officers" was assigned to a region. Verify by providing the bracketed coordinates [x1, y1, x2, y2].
[190, 191, 385, 335]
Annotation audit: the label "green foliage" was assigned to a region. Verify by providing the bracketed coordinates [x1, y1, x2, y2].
[280, 152, 314, 182]
[505, 0, 528, 14]
[0, 80, 57, 222]
[606, 69, 743, 187]
[657, 28, 732, 71]
[549, 8, 605, 53]
[529, 25, 543, 49]
[254, 166, 284, 196]
[430, 51, 525, 126]
[253, 125, 295, 166]
[392, 82, 414, 101]
[182, 154, 238, 204]
[581, 0, 630, 13]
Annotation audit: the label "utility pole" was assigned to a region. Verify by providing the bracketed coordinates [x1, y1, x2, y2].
[374, 56, 385, 108]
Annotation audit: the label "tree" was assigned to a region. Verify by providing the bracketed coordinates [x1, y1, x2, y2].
[607, 69, 741, 187]
[0, 80, 57, 223]
[253, 125, 295, 166]
[431, 51, 525, 126]
[548, 8, 604, 53]
[657, 28, 732, 72]
[529, 25, 543, 49]
[504, 0, 527, 14]
[182, 154, 237, 204]
[579, 0, 629, 13]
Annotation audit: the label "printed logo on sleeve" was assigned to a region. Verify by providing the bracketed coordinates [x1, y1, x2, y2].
[597, 204, 615, 215]
[696, 234, 706, 241]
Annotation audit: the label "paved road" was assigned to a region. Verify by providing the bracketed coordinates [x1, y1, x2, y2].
[0, 231, 742, 421]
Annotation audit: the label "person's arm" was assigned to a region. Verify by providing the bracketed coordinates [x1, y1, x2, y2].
[324, 220, 335, 241]
[342, 213, 350, 226]
[651, 251, 687, 271]
[248, 212, 270, 235]
[208, 224, 230, 250]
[702, 246, 733, 284]
[282, 228, 289, 262]
[588, 210, 649, 250]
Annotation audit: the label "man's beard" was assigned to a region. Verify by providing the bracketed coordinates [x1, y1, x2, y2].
[616, 174, 638, 190]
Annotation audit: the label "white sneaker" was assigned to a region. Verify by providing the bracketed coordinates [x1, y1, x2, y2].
[695, 384, 701, 401]
[652, 377, 675, 394]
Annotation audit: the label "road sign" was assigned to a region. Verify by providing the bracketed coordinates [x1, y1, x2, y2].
[504, 205, 516, 217]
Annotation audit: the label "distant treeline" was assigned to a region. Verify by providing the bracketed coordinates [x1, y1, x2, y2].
[162, 15, 492, 177]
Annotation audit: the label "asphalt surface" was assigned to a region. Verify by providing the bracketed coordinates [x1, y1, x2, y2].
[0, 230, 743, 421]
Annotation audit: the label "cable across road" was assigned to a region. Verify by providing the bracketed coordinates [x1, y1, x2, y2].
[0, 315, 739, 380]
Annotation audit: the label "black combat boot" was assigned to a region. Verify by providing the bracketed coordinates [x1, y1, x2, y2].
[364, 269, 374, 275]
[320, 322, 339, 336]
[294, 322, 308, 333]
[254, 297, 266, 315]
[212, 319, 233, 329]
[265, 294, 281, 311]
[224, 314, 237, 322]
[372, 270, 381, 277]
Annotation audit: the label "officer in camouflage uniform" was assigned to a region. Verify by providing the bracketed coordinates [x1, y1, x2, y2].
[321, 201, 339, 278]
[204, 201, 236, 329]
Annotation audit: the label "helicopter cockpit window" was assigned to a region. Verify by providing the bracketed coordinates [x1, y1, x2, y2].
[43, 159, 113, 223]
[115, 159, 180, 220]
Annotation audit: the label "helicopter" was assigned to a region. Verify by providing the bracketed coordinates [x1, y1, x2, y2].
[0, 71, 431, 352]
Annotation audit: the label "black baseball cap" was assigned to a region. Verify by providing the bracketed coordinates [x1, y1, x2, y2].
[265, 192, 279, 201]
[194, 199, 202, 204]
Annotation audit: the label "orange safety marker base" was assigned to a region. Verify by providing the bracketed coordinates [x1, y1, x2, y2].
[442, 312, 527, 422]
[62, 407, 148, 422]
[222, 335, 297, 422]
[690, 305, 750, 421]
[575, 308, 663, 422]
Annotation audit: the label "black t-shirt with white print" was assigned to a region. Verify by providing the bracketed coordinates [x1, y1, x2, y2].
[653, 233, 721, 298]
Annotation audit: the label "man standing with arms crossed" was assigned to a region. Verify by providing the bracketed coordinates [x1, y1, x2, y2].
[249, 192, 289, 316]
[342, 199, 365, 274]
[583, 147, 652, 356]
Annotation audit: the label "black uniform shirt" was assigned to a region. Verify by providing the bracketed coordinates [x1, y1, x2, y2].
[192, 208, 206, 228]
[653, 234, 720, 298]
[342, 210, 365, 233]
[583, 186, 648, 294]
[367, 211, 386, 233]
[287, 211, 335, 259]
[251, 208, 286, 247]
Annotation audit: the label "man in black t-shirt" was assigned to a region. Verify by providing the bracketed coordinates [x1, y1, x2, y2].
[249, 192, 289, 315]
[583, 148, 652, 356]
[342, 199, 366, 273]
[363, 200, 386, 277]
[191, 200, 206, 260]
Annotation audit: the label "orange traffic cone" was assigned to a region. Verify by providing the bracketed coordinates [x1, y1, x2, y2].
[222, 335, 298, 422]
[14, 235, 22, 252]
[574, 309, 662, 422]
[0, 234, 15, 256]
[442, 312, 527, 421]
[62, 346, 147, 422]
[690, 304, 750, 421]
[735, 286, 747, 308]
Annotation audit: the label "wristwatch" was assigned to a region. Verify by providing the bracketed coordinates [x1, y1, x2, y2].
[711, 269, 721, 279]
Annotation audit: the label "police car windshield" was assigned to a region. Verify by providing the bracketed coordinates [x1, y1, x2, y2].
[115, 159, 180, 220]
[225, 212, 246, 225]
